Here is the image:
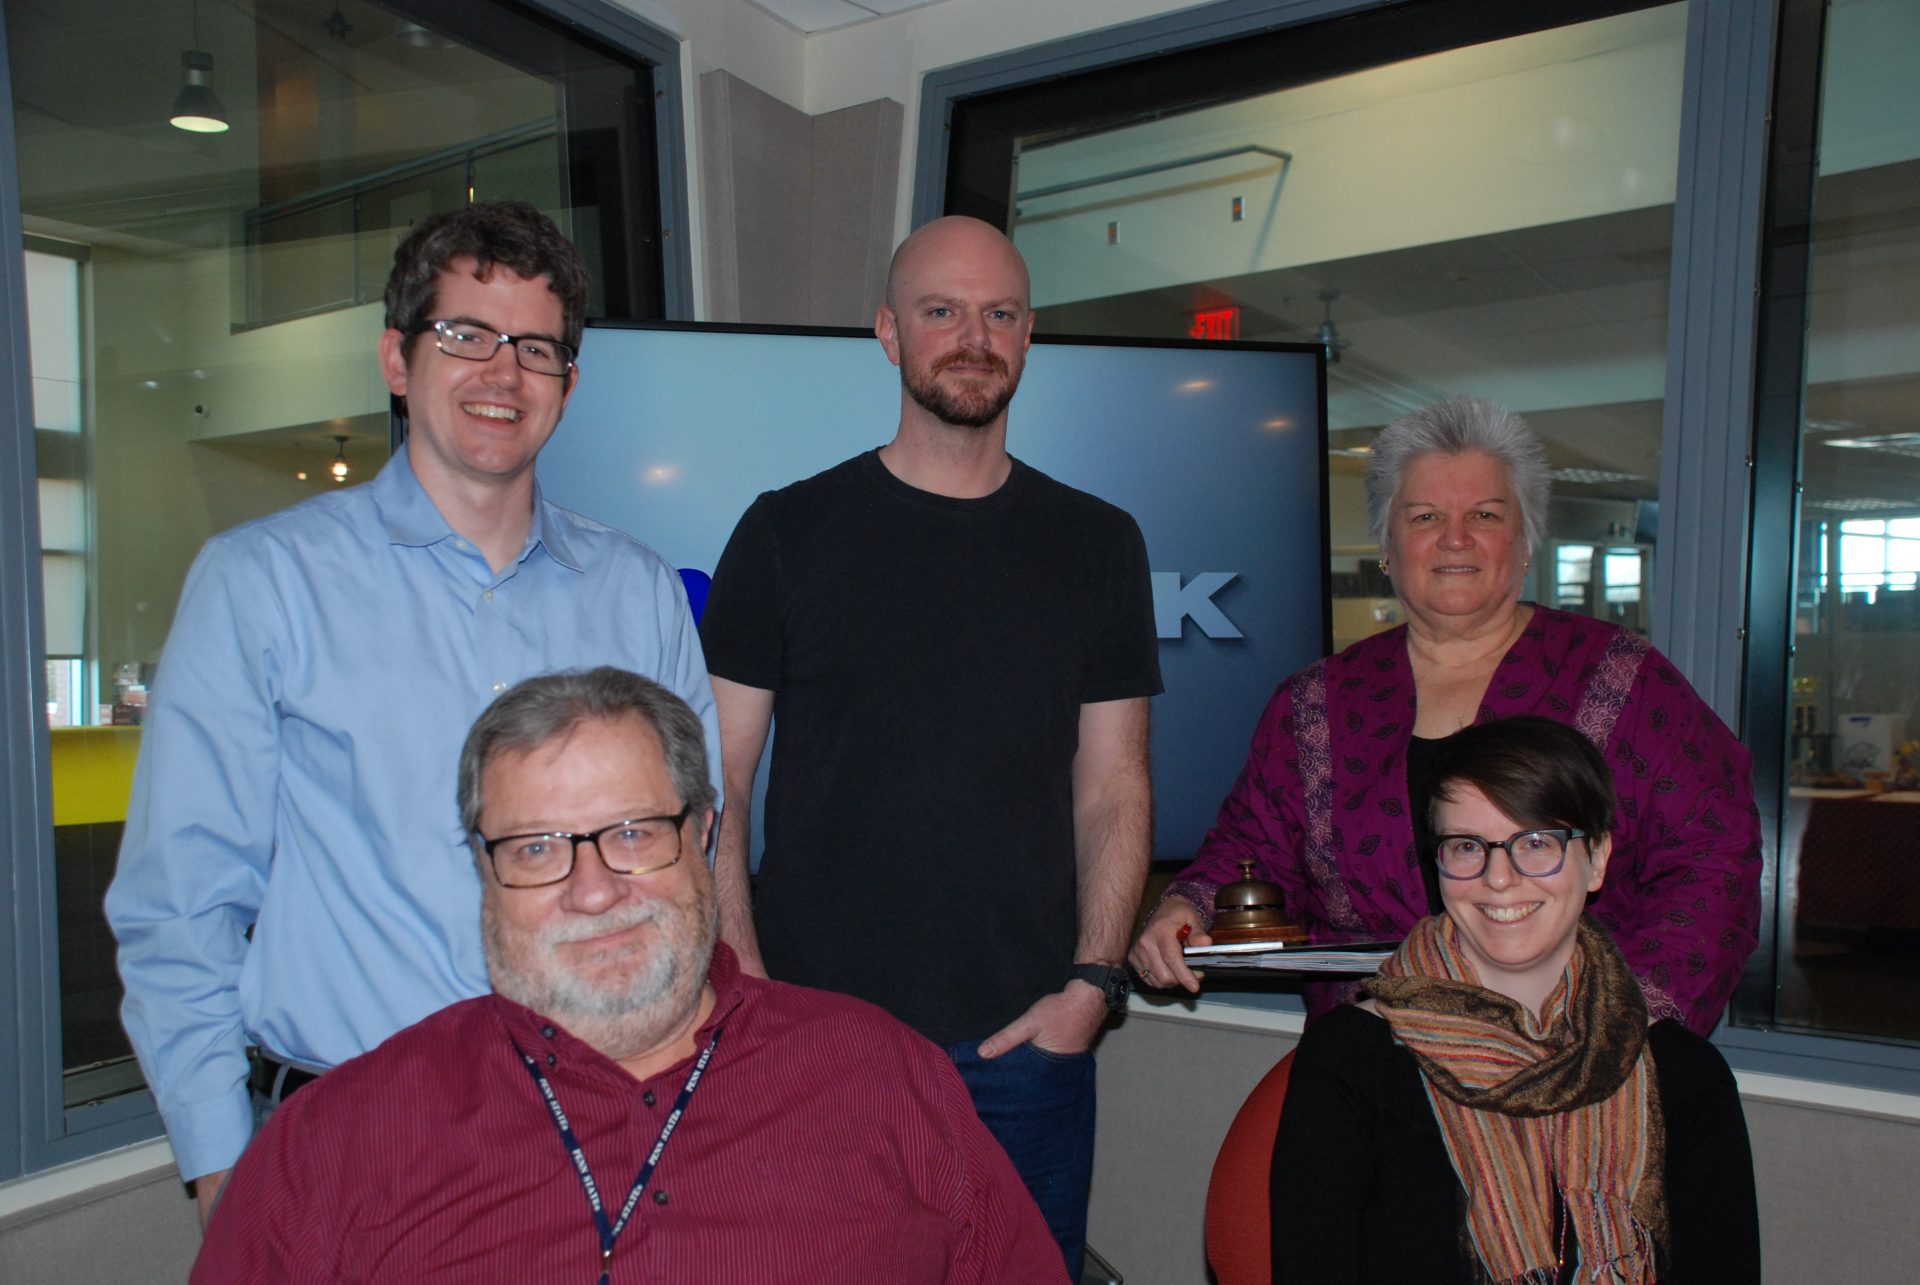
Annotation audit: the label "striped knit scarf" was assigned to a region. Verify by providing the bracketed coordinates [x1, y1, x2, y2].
[1365, 916, 1667, 1284]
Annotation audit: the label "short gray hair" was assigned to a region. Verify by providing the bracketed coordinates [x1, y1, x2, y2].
[1363, 395, 1551, 556]
[457, 667, 716, 837]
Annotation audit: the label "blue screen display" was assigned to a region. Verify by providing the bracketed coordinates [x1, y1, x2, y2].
[536, 323, 1328, 861]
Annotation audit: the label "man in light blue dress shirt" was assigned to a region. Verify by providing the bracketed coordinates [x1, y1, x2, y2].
[104, 201, 721, 1225]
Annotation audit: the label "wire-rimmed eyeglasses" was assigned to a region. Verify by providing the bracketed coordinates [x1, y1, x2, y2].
[415, 319, 575, 377]
[1433, 828, 1589, 881]
[476, 805, 691, 889]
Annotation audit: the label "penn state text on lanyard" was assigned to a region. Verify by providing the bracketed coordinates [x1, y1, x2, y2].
[513, 1026, 724, 1284]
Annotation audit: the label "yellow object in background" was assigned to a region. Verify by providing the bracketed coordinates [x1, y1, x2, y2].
[49, 727, 142, 827]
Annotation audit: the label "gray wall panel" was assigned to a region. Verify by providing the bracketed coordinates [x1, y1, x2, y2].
[1090, 1007, 1920, 1283]
[811, 100, 904, 327]
[699, 71, 900, 327]
[0, 1168, 198, 1285]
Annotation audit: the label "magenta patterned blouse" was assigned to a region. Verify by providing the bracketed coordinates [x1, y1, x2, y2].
[1166, 606, 1761, 1035]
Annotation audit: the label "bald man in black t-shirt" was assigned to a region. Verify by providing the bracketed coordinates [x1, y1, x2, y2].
[699, 216, 1161, 1281]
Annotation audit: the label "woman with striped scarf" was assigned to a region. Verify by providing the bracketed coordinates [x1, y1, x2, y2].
[1272, 716, 1760, 1283]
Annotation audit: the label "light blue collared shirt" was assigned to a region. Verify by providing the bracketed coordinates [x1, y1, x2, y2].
[105, 446, 721, 1180]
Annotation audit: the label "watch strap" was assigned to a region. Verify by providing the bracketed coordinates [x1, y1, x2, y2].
[1068, 963, 1130, 1012]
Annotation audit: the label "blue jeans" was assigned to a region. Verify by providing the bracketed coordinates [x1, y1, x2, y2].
[946, 1039, 1096, 1282]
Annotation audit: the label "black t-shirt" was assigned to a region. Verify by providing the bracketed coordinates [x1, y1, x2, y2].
[1271, 1006, 1762, 1284]
[700, 451, 1163, 1042]
[1406, 733, 1445, 913]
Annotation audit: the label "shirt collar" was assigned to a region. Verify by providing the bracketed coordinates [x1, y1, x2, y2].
[492, 941, 749, 1080]
[371, 442, 583, 573]
[526, 476, 584, 572]
[372, 443, 456, 549]
[698, 942, 748, 1035]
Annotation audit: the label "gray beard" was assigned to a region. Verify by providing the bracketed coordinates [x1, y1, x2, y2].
[485, 893, 717, 1061]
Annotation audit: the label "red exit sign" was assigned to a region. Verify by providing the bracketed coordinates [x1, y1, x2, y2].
[1189, 306, 1241, 341]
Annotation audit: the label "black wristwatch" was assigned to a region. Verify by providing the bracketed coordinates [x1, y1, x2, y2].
[1068, 963, 1131, 1013]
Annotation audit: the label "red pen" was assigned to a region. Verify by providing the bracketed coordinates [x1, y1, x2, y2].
[1176, 923, 1192, 945]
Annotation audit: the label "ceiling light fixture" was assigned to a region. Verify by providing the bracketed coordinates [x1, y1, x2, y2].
[331, 435, 351, 483]
[394, 20, 454, 49]
[1822, 432, 1920, 458]
[169, 2, 229, 134]
[323, 1, 353, 41]
[170, 51, 230, 133]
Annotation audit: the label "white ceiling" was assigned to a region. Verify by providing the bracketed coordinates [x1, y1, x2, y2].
[747, 0, 950, 35]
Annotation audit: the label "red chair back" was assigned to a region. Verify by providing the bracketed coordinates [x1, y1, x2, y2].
[1203, 1049, 1296, 1285]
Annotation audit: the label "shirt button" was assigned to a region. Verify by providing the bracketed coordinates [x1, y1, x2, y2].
[483, 589, 494, 603]
[653, 1190, 669, 1206]
[643, 1091, 656, 1108]
[541, 1025, 557, 1039]
[493, 681, 508, 693]
[545, 1053, 556, 1067]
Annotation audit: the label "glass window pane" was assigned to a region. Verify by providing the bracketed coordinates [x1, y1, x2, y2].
[1604, 549, 1643, 604]
[1003, 4, 1683, 643]
[41, 552, 86, 658]
[25, 249, 80, 432]
[1778, 0, 1920, 1043]
[249, 200, 357, 323]
[1840, 533, 1885, 578]
[38, 477, 86, 551]
[1888, 536, 1920, 574]
[46, 658, 85, 728]
[8, 0, 669, 1111]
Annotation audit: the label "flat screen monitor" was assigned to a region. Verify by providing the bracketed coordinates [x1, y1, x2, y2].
[535, 322, 1329, 863]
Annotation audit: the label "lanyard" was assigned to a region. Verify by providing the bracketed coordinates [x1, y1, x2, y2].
[514, 1025, 724, 1285]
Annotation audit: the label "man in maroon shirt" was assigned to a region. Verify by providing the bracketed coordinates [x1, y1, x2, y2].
[193, 667, 1065, 1284]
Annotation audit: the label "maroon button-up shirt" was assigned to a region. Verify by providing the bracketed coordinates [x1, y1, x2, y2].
[194, 945, 1066, 1283]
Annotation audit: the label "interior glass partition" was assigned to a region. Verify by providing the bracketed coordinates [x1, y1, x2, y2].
[1764, 0, 1920, 1045]
[949, 0, 1682, 648]
[7, 0, 669, 1115]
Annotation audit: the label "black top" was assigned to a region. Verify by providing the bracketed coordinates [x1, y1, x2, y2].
[1272, 1006, 1761, 1284]
[700, 451, 1162, 1041]
[1405, 733, 1445, 913]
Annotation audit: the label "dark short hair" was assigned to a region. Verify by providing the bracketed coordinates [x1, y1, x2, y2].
[458, 667, 715, 840]
[385, 200, 590, 357]
[1427, 716, 1615, 845]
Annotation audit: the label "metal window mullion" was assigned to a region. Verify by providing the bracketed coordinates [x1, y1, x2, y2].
[0, 11, 57, 1180]
[1655, 0, 1782, 1044]
[509, 0, 692, 319]
[1652, 0, 1776, 719]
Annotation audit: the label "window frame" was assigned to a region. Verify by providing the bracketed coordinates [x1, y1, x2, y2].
[912, 0, 1920, 1092]
[1726, 0, 1920, 1081]
[0, 0, 692, 1184]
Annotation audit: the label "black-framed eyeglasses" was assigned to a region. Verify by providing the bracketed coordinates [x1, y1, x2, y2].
[477, 806, 692, 888]
[1433, 828, 1589, 881]
[415, 319, 575, 377]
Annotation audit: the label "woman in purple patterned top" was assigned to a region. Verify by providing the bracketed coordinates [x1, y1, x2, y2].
[1130, 396, 1760, 1035]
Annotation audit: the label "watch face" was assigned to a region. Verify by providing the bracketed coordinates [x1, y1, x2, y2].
[1075, 965, 1127, 1010]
